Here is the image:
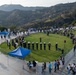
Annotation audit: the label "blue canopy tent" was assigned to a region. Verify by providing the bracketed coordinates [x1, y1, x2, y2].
[8, 46, 31, 69]
[0, 31, 9, 39]
[0, 31, 9, 35]
[8, 46, 31, 58]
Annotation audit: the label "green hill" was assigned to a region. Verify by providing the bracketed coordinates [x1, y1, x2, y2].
[0, 2, 76, 30]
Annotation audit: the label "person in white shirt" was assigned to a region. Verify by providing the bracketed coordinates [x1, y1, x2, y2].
[67, 64, 71, 74]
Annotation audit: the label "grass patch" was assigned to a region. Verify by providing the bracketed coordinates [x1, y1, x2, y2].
[0, 33, 73, 62]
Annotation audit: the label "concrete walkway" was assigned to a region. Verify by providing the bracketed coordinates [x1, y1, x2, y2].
[0, 35, 76, 75]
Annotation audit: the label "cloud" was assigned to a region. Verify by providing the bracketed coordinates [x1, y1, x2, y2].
[0, 0, 76, 7]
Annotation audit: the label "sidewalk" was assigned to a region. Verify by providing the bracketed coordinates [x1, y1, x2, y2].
[62, 48, 74, 69]
[0, 53, 30, 75]
[0, 53, 64, 75]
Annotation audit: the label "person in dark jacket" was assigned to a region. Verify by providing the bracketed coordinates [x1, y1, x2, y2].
[32, 60, 37, 67]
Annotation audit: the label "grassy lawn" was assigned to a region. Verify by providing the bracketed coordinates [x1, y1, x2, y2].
[0, 33, 73, 62]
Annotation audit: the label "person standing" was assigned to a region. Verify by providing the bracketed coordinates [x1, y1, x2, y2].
[55, 42, 58, 50]
[59, 59, 63, 69]
[32, 60, 37, 67]
[44, 62, 46, 70]
[42, 63, 44, 73]
[54, 60, 57, 72]
[48, 42, 51, 50]
[8, 42, 11, 49]
[57, 59, 60, 70]
[41, 62, 46, 73]
[62, 49, 64, 57]
[67, 64, 71, 74]
[40, 37, 42, 42]
[32, 60, 37, 72]
[62, 57, 65, 65]
[73, 45, 76, 56]
[48, 62, 52, 73]
[27, 61, 32, 70]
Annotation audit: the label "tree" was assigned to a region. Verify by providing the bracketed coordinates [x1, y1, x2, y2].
[0, 25, 7, 31]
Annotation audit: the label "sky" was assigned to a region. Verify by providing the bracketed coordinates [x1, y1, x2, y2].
[0, 0, 76, 7]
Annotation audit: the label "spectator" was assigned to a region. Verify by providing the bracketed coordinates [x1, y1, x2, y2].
[59, 59, 63, 68]
[73, 45, 76, 56]
[67, 64, 71, 74]
[54, 60, 57, 72]
[62, 57, 65, 65]
[32, 60, 37, 67]
[41, 62, 46, 73]
[48, 62, 52, 73]
[71, 63, 76, 75]
[27, 61, 32, 69]
[57, 59, 60, 70]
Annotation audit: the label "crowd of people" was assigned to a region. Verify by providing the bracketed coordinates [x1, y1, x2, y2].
[27, 60, 37, 72]
[6, 36, 25, 49]
[67, 63, 76, 75]
[27, 56, 65, 74]
[42, 56, 65, 73]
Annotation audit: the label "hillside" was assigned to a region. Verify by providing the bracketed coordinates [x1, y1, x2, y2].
[0, 2, 76, 30]
[0, 4, 45, 11]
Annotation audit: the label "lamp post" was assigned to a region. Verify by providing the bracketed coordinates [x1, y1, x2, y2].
[63, 40, 66, 57]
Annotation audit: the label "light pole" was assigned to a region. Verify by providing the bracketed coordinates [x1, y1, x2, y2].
[64, 40, 66, 57]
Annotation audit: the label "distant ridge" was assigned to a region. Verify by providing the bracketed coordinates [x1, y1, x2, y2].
[0, 2, 76, 29]
[0, 4, 46, 11]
